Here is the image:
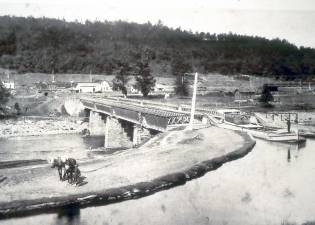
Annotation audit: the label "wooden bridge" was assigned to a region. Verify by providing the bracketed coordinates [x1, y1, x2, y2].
[80, 97, 204, 131]
[80, 97, 208, 148]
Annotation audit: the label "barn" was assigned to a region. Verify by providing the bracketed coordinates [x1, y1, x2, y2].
[73, 81, 112, 93]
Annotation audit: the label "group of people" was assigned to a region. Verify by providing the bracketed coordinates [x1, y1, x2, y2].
[50, 156, 81, 184]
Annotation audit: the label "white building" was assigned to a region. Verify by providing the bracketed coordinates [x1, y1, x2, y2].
[1, 81, 15, 89]
[129, 86, 141, 94]
[154, 84, 176, 93]
[73, 81, 112, 93]
[99, 81, 112, 92]
[73, 82, 98, 93]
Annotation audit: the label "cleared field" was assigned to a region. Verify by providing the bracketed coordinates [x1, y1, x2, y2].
[0, 72, 274, 90]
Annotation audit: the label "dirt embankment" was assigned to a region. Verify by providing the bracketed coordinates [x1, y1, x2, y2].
[0, 127, 255, 219]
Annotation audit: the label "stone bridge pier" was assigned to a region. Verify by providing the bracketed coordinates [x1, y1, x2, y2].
[87, 110, 150, 149]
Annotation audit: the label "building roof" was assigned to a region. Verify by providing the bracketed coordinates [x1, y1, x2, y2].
[76, 82, 99, 85]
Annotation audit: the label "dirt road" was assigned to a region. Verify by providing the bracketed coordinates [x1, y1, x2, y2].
[0, 126, 255, 217]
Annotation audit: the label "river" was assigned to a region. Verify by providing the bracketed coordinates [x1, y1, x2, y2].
[1, 136, 315, 225]
[0, 134, 105, 162]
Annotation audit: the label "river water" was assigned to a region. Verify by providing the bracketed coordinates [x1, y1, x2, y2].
[1, 136, 315, 225]
[0, 134, 104, 162]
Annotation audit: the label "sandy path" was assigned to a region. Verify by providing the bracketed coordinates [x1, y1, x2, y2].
[0, 127, 247, 203]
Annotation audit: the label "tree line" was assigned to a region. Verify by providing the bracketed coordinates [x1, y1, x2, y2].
[0, 16, 315, 80]
[0, 82, 11, 116]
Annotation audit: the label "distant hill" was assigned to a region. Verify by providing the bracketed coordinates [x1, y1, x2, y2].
[0, 16, 315, 79]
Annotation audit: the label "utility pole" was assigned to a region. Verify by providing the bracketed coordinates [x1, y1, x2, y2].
[187, 72, 198, 130]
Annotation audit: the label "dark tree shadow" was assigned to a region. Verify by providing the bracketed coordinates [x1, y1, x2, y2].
[56, 204, 80, 225]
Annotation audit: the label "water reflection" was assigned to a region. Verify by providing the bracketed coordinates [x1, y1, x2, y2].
[297, 140, 306, 150]
[287, 147, 291, 162]
[266, 141, 306, 164]
[56, 204, 81, 225]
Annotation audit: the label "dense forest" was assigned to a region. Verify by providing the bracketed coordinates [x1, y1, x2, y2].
[0, 16, 315, 79]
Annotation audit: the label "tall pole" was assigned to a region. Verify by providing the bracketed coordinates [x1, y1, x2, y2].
[188, 72, 198, 130]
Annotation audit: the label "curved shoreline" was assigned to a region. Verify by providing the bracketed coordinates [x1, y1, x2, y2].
[0, 130, 255, 219]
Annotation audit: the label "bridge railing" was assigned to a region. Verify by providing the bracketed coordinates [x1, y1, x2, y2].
[80, 96, 225, 125]
[104, 97, 225, 118]
[106, 97, 181, 112]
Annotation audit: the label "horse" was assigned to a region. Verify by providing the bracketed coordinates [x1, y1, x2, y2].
[49, 156, 67, 181]
[72, 165, 81, 184]
[50, 157, 81, 184]
[64, 158, 78, 184]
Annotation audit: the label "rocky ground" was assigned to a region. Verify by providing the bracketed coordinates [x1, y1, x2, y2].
[0, 117, 86, 138]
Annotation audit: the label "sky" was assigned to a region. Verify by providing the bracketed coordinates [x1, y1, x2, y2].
[0, 0, 315, 48]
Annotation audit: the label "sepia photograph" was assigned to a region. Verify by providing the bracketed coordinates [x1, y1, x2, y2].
[0, 0, 315, 224]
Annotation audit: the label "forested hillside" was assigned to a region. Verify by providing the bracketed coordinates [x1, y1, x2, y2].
[0, 16, 315, 79]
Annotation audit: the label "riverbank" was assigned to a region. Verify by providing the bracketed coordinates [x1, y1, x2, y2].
[0, 117, 86, 138]
[0, 126, 255, 218]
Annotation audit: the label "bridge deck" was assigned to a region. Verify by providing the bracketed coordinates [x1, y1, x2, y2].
[81, 97, 203, 131]
[82, 97, 193, 117]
